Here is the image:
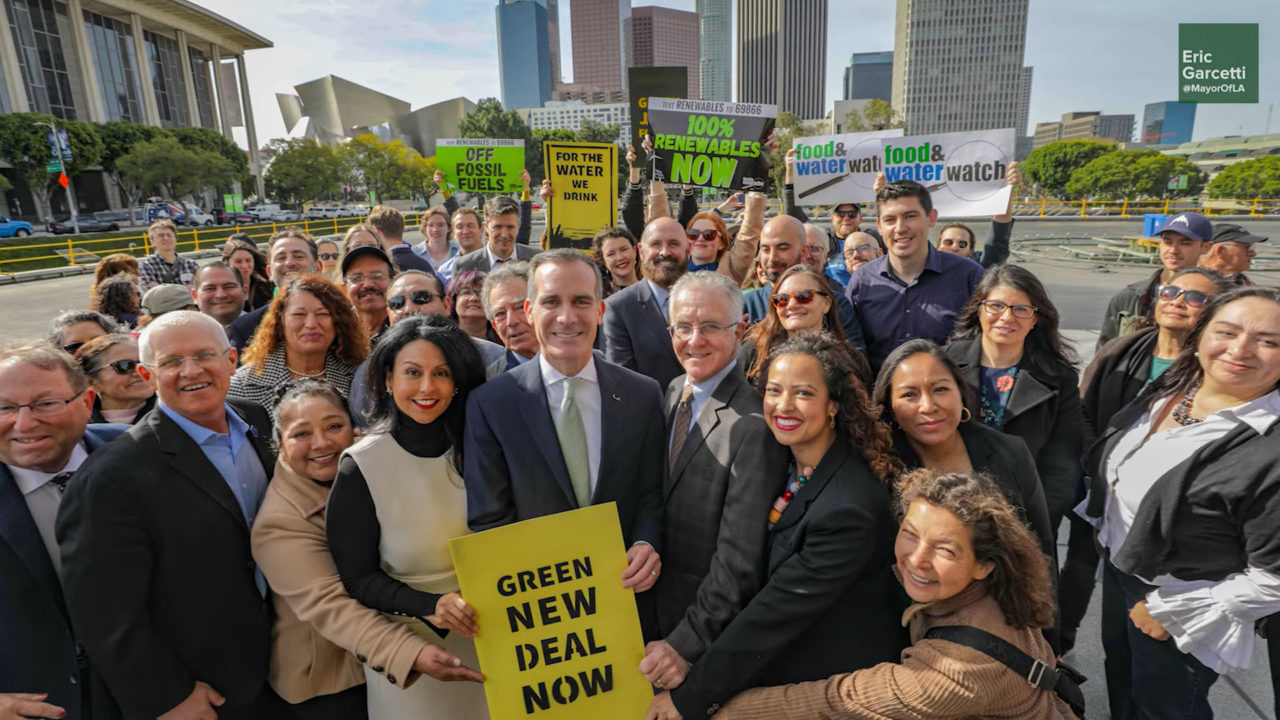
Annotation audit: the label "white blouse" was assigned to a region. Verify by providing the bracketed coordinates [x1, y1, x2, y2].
[1083, 389, 1280, 674]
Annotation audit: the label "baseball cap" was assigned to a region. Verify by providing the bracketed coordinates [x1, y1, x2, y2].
[1211, 223, 1269, 245]
[141, 284, 197, 316]
[340, 245, 393, 277]
[1157, 212, 1213, 242]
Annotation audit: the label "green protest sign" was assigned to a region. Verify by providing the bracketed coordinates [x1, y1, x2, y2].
[1179, 24, 1257, 103]
[222, 193, 244, 212]
[437, 139, 526, 194]
[646, 98, 776, 191]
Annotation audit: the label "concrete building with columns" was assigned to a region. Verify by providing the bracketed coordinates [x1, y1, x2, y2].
[0, 0, 270, 216]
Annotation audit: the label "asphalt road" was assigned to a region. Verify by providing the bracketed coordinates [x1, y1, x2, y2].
[1, 219, 1278, 718]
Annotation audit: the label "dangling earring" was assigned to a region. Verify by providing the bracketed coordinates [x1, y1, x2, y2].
[829, 412, 837, 429]
[960, 407, 972, 423]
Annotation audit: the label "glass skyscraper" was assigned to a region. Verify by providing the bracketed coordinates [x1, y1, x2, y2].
[496, 0, 553, 110]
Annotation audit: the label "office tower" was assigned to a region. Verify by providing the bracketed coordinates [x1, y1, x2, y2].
[570, 0, 631, 92]
[631, 6, 699, 98]
[697, 0, 731, 101]
[496, 0, 553, 109]
[842, 51, 893, 101]
[737, 0, 826, 117]
[1032, 111, 1135, 149]
[892, 0, 1030, 133]
[547, 0, 562, 87]
[1142, 101, 1197, 145]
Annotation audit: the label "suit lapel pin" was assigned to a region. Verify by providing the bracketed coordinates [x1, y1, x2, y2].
[612, 394, 622, 403]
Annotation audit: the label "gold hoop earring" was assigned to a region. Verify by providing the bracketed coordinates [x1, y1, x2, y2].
[960, 407, 972, 423]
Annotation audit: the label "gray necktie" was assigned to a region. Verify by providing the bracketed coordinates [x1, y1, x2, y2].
[669, 385, 694, 473]
[556, 377, 592, 507]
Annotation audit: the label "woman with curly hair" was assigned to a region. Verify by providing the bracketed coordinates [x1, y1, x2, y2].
[648, 333, 909, 720]
[89, 253, 139, 303]
[739, 265, 870, 390]
[591, 226, 641, 298]
[222, 239, 274, 310]
[92, 274, 142, 328]
[711, 470, 1075, 720]
[228, 275, 368, 414]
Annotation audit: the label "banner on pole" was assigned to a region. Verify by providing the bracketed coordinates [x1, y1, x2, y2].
[627, 66, 688, 153]
[544, 141, 619, 250]
[645, 98, 776, 192]
[437, 139, 526, 195]
[879, 129, 1015, 217]
[450, 503, 649, 719]
[791, 129, 905, 206]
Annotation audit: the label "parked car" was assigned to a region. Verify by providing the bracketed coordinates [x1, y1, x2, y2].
[0, 215, 34, 238]
[304, 206, 341, 220]
[226, 211, 260, 224]
[47, 217, 120, 234]
[341, 205, 368, 217]
[183, 204, 216, 226]
[272, 209, 301, 222]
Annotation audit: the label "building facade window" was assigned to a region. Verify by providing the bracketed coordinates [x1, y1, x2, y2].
[6, 0, 80, 119]
[188, 46, 214, 128]
[83, 10, 142, 122]
[144, 29, 188, 127]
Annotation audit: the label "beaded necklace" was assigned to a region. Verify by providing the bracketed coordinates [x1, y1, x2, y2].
[768, 462, 814, 528]
[1172, 381, 1203, 426]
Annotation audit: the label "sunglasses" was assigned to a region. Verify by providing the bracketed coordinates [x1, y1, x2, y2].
[318, 252, 340, 261]
[941, 238, 971, 250]
[686, 229, 721, 241]
[832, 209, 860, 219]
[1157, 285, 1211, 308]
[387, 290, 438, 311]
[771, 289, 828, 308]
[62, 342, 85, 356]
[94, 358, 141, 376]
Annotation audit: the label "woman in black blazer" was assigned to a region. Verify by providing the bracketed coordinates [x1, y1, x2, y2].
[647, 333, 908, 720]
[944, 264, 1082, 530]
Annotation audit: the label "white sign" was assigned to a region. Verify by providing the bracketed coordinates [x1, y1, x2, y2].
[880, 129, 1015, 218]
[791, 129, 905, 206]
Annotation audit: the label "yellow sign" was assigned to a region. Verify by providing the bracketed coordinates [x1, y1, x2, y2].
[544, 141, 619, 251]
[450, 503, 649, 719]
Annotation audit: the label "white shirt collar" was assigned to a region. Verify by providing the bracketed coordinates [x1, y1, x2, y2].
[10, 443, 89, 496]
[539, 353, 598, 387]
[487, 244, 514, 268]
[1213, 389, 1280, 435]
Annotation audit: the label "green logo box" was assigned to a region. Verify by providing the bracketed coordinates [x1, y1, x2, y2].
[1178, 23, 1258, 103]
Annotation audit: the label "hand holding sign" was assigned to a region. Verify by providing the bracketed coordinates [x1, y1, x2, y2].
[428, 592, 479, 638]
[620, 543, 660, 592]
[414, 644, 485, 683]
[639, 640, 689, 689]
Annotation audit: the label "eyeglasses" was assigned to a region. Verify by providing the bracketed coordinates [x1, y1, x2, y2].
[148, 348, 232, 372]
[93, 358, 140, 376]
[686, 229, 720, 241]
[387, 290, 438, 311]
[941, 238, 971, 250]
[318, 252, 340, 261]
[345, 270, 388, 284]
[771, 289, 828, 308]
[668, 321, 735, 340]
[1157, 285, 1212, 308]
[0, 389, 85, 420]
[980, 300, 1037, 319]
[832, 209, 860, 219]
[847, 243, 878, 256]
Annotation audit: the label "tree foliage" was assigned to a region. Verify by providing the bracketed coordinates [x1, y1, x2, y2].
[1064, 149, 1206, 200]
[0, 112, 104, 217]
[1022, 140, 1117, 199]
[843, 99, 905, 132]
[171, 126, 250, 188]
[1206, 156, 1280, 199]
[116, 136, 237, 202]
[264, 138, 345, 207]
[96, 121, 171, 222]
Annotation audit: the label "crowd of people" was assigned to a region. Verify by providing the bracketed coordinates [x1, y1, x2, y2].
[2, 143, 1277, 720]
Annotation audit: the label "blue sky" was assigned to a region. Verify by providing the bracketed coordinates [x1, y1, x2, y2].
[202, 0, 1276, 145]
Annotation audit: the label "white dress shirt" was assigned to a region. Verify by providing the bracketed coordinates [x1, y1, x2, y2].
[539, 354, 602, 494]
[487, 244, 515, 269]
[9, 443, 88, 574]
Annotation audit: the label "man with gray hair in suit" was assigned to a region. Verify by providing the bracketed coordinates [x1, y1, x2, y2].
[638, 271, 788, 696]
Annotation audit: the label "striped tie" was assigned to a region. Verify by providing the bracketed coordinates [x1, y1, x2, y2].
[556, 376, 592, 507]
[669, 384, 694, 473]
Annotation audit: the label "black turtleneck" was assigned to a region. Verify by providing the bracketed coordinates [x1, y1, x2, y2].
[327, 410, 454, 628]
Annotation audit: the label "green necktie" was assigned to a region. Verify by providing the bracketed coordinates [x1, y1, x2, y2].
[556, 376, 592, 507]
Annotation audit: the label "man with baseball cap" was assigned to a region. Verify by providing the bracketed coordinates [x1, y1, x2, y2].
[1201, 223, 1269, 286]
[139, 283, 198, 324]
[341, 245, 397, 344]
[1096, 211, 1213, 349]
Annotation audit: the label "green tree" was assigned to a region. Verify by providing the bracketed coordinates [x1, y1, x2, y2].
[1022, 139, 1117, 199]
[0, 113, 103, 220]
[1065, 148, 1205, 200]
[96, 121, 171, 223]
[264, 138, 345, 208]
[171, 126, 250, 188]
[340, 135, 419, 203]
[400, 148, 438, 202]
[843, 99, 905, 132]
[116, 136, 197, 201]
[458, 98, 533, 142]
[1206, 156, 1280, 199]
[767, 112, 816, 195]
[574, 120, 628, 194]
[526, 128, 576, 186]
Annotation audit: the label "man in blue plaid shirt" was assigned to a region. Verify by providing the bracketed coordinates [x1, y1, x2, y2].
[137, 219, 199, 291]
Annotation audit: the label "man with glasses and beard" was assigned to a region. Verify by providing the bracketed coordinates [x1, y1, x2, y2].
[604, 217, 689, 390]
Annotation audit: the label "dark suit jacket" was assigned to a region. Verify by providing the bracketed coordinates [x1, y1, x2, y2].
[56, 401, 276, 719]
[450, 243, 541, 275]
[0, 425, 125, 719]
[227, 305, 268, 353]
[463, 354, 664, 550]
[602, 280, 683, 390]
[946, 337, 1084, 523]
[670, 440, 908, 719]
[655, 370, 787, 664]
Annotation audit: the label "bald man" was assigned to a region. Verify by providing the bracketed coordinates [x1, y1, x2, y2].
[604, 217, 689, 389]
[742, 215, 865, 348]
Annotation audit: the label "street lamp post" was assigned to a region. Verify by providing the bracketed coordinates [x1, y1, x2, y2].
[33, 119, 79, 235]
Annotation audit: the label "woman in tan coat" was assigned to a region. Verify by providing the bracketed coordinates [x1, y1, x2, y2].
[250, 380, 482, 719]
[708, 470, 1076, 720]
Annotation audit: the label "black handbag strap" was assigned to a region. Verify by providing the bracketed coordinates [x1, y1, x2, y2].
[925, 625, 1086, 718]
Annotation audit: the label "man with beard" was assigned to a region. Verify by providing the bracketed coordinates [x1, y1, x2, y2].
[227, 229, 319, 352]
[193, 262, 247, 329]
[341, 246, 396, 344]
[741, 215, 864, 348]
[604, 217, 688, 389]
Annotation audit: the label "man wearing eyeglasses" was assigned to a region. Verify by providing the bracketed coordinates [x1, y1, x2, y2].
[57, 311, 285, 720]
[639, 272, 787, 704]
[931, 162, 1021, 268]
[341, 245, 398, 344]
[0, 345, 126, 720]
